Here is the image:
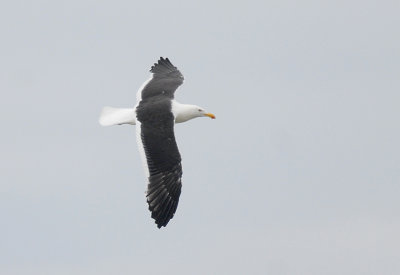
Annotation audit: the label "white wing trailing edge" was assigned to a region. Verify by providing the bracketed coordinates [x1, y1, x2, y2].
[98, 106, 136, 126]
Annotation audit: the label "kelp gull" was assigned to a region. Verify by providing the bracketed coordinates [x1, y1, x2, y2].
[99, 57, 215, 228]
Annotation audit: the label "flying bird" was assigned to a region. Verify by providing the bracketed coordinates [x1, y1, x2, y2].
[99, 57, 215, 228]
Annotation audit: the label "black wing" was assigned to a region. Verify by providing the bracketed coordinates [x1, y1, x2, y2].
[140, 57, 184, 100]
[136, 96, 182, 228]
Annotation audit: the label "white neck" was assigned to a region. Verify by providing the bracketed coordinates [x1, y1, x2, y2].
[172, 101, 200, 123]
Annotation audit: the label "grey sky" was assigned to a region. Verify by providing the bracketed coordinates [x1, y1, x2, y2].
[1, 0, 399, 274]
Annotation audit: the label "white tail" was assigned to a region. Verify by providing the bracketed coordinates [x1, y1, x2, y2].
[99, 106, 136, 126]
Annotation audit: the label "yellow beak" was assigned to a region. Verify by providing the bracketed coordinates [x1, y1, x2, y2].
[205, 113, 216, 119]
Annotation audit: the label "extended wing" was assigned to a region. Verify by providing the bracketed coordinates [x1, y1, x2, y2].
[136, 97, 182, 228]
[139, 57, 184, 100]
[135, 57, 184, 228]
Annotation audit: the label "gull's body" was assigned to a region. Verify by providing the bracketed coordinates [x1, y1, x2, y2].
[98, 100, 207, 126]
[99, 57, 215, 228]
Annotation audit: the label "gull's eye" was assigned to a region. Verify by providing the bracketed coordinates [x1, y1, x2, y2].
[198, 109, 202, 112]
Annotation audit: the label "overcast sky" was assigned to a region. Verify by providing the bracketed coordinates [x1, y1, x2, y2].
[1, 0, 399, 274]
